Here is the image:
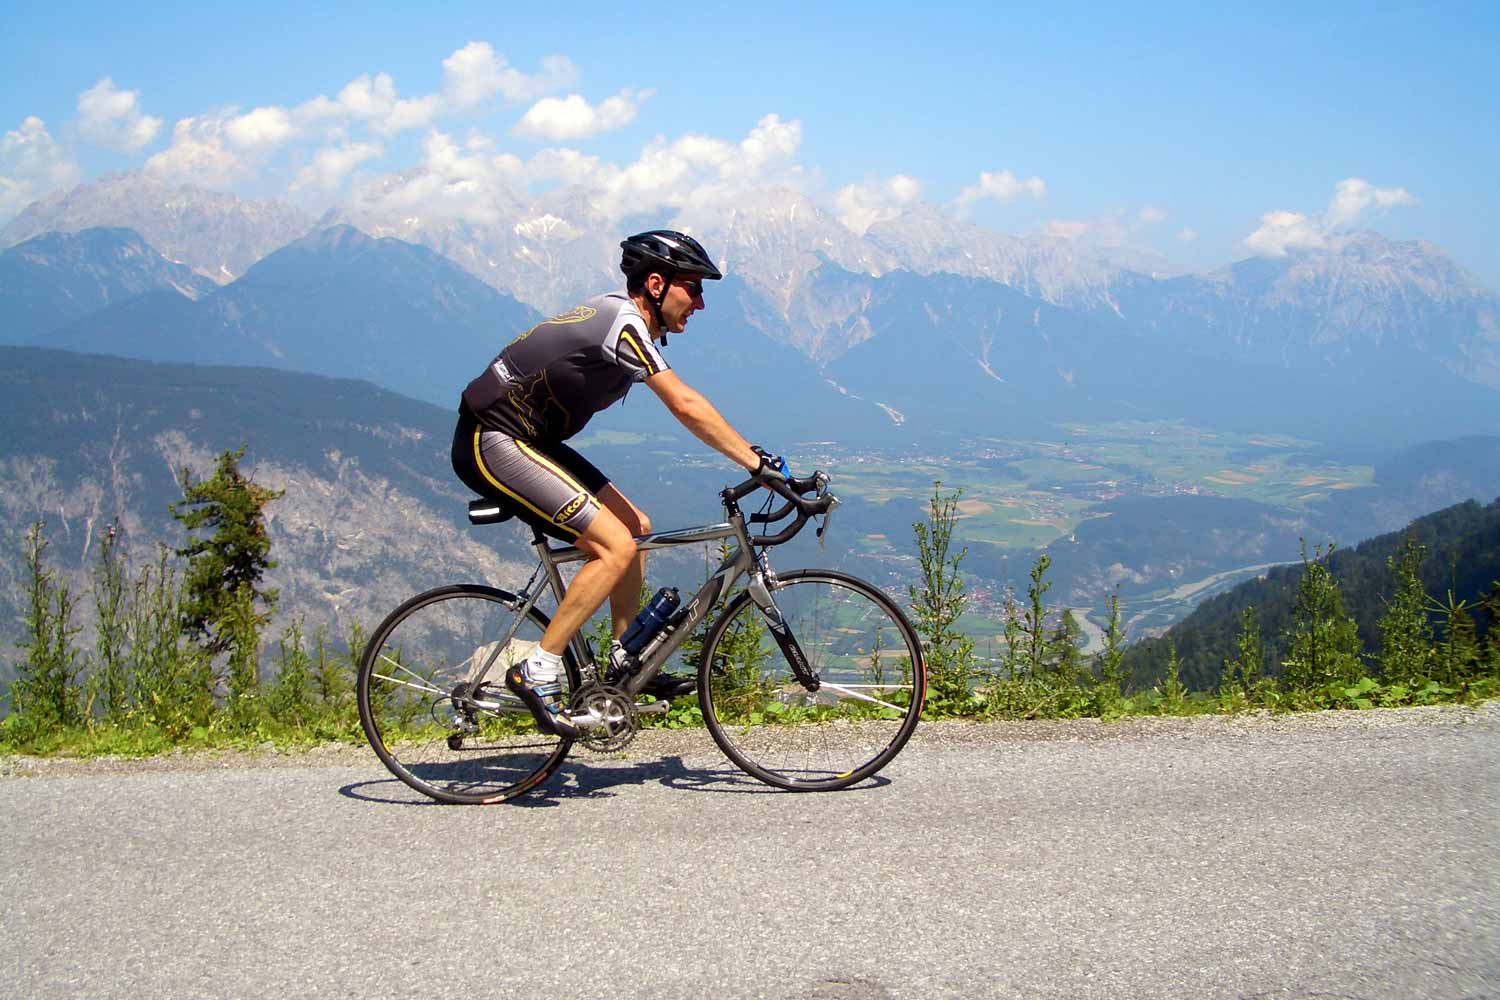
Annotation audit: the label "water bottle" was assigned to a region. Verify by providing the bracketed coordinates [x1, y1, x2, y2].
[620, 587, 681, 654]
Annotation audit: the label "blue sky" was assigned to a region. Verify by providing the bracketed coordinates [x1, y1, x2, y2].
[3, 1, 1497, 284]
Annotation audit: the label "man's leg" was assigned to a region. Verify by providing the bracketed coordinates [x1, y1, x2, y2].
[511, 508, 637, 737]
[536, 505, 636, 655]
[597, 484, 652, 640]
[595, 485, 694, 698]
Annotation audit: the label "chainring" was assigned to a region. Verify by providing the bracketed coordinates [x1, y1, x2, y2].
[569, 682, 639, 753]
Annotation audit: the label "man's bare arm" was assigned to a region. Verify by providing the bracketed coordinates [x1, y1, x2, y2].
[646, 370, 760, 471]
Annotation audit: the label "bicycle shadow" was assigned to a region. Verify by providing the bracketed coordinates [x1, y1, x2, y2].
[339, 754, 890, 807]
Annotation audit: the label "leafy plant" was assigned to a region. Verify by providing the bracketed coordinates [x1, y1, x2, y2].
[171, 446, 283, 656]
[909, 482, 976, 711]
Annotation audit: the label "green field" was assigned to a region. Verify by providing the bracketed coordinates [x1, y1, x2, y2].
[829, 419, 1373, 555]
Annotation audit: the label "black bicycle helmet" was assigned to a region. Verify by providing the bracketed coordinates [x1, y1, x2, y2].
[619, 230, 723, 283]
[619, 230, 722, 340]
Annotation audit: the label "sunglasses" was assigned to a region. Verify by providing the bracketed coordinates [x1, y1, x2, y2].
[673, 277, 704, 298]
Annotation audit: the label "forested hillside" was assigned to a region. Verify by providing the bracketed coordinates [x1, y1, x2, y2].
[1122, 498, 1500, 690]
[0, 347, 537, 669]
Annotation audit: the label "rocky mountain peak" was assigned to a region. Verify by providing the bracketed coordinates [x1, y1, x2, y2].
[1, 172, 313, 283]
[1217, 229, 1492, 317]
[0, 226, 218, 342]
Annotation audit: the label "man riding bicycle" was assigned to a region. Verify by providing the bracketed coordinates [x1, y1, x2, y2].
[452, 230, 788, 738]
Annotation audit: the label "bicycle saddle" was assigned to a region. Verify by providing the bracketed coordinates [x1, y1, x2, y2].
[467, 498, 515, 525]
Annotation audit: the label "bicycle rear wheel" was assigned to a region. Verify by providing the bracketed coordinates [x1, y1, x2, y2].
[698, 570, 926, 791]
[357, 584, 578, 804]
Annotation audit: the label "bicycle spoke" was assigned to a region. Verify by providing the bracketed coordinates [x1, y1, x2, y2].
[374, 656, 449, 697]
[358, 586, 576, 804]
[701, 571, 925, 791]
[815, 682, 907, 713]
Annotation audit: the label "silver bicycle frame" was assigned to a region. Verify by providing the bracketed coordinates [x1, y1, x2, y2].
[472, 506, 774, 701]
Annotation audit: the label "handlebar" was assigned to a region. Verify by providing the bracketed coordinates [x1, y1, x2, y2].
[725, 471, 840, 547]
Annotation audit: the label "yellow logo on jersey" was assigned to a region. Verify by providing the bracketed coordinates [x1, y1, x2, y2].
[547, 305, 597, 325]
[553, 492, 589, 524]
[508, 306, 597, 347]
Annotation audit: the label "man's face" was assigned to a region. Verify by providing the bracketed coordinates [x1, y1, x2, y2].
[656, 273, 705, 334]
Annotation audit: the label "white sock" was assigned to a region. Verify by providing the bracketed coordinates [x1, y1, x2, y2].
[525, 648, 563, 684]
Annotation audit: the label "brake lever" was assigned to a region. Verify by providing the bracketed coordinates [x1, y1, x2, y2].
[815, 482, 839, 548]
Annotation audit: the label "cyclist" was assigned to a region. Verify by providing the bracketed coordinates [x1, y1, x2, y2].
[452, 230, 789, 738]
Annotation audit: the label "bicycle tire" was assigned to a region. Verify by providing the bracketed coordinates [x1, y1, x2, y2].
[357, 584, 579, 804]
[697, 569, 926, 791]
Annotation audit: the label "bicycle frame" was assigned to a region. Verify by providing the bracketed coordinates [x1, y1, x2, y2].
[466, 493, 787, 705]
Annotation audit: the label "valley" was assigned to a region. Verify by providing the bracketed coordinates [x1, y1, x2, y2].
[575, 416, 1498, 652]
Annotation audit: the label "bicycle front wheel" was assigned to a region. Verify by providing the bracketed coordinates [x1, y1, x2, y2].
[357, 585, 579, 804]
[698, 570, 926, 791]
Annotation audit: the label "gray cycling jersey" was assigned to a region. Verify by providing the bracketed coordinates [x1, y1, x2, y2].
[462, 291, 668, 441]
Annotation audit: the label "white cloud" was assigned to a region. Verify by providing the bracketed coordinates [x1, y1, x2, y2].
[346, 115, 807, 234]
[144, 113, 244, 188]
[291, 141, 382, 193]
[1243, 210, 1325, 257]
[513, 89, 652, 141]
[733, 114, 802, 177]
[954, 169, 1046, 214]
[76, 78, 161, 152]
[1244, 177, 1418, 257]
[293, 72, 438, 137]
[598, 114, 805, 224]
[333, 74, 398, 120]
[1041, 205, 1172, 246]
[0, 116, 80, 218]
[381, 95, 443, 136]
[295, 44, 575, 141]
[442, 42, 576, 106]
[226, 106, 297, 149]
[1178, 226, 1198, 243]
[346, 128, 527, 225]
[835, 174, 923, 234]
[526, 147, 606, 186]
[1326, 177, 1416, 229]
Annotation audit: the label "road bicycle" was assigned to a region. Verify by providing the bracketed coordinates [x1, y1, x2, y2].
[356, 470, 927, 803]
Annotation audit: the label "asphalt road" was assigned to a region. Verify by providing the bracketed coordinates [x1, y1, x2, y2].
[3, 706, 1497, 1000]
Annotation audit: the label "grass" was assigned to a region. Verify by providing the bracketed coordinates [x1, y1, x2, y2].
[6, 669, 1495, 762]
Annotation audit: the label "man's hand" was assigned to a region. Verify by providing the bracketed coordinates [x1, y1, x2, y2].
[752, 445, 790, 482]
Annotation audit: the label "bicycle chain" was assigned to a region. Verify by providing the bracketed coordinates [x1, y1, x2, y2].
[569, 682, 639, 753]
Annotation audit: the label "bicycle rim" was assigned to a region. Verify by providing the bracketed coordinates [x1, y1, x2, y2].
[698, 570, 926, 790]
[357, 585, 576, 804]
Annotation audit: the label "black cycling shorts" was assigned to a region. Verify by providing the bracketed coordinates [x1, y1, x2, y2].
[452, 406, 609, 542]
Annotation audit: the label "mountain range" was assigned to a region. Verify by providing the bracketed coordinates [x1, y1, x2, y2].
[6, 172, 1498, 392]
[1, 173, 313, 283]
[3, 171, 1500, 641]
[0, 228, 216, 342]
[4, 172, 1499, 454]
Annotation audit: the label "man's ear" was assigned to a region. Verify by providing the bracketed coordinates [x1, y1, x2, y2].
[645, 271, 668, 297]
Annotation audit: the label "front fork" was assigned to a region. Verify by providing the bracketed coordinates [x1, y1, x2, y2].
[746, 554, 819, 692]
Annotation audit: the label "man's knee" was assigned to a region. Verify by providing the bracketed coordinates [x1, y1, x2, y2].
[580, 511, 636, 574]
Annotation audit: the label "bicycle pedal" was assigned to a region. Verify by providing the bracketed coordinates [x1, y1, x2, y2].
[635, 700, 672, 715]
